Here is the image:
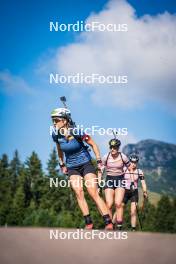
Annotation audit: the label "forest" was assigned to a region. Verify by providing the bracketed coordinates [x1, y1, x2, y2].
[0, 149, 175, 232]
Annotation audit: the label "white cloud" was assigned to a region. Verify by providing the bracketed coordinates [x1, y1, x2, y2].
[53, 0, 176, 113]
[0, 70, 34, 95]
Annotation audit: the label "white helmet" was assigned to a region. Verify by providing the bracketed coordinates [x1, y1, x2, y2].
[51, 108, 71, 119]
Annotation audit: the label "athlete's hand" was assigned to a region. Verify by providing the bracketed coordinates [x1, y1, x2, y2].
[97, 159, 104, 173]
[143, 191, 148, 199]
[61, 166, 68, 175]
[130, 182, 135, 192]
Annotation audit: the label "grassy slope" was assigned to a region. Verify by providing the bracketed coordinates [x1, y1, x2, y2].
[138, 188, 161, 206]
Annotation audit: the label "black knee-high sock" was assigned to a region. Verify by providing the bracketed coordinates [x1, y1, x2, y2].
[84, 214, 93, 225]
[103, 214, 112, 225]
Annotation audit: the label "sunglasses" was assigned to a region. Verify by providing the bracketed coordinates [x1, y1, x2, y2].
[110, 146, 119, 149]
[52, 118, 63, 123]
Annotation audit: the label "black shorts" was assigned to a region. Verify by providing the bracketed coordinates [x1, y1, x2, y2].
[123, 189, 139, 204]
[104, 175, 126, 190]
[67, 161, 96, 177]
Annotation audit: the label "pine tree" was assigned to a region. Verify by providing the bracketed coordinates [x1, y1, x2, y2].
[12, 174, 26, 225]
[7, 166, 29, 225]
[169, 197, 176, 233]
[142, 201, 156, 231]
[25, 152, 44, 207]
[47, 148, 60, 178]
[9, 150, 21, 195]
[155, 195, 173, 232]
[40, 148, 70, 216]
[0, 154, 12, 225]
[173, 197, 176, 232]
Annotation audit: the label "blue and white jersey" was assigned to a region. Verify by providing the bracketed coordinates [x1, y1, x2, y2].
[52, 129, 91, 168]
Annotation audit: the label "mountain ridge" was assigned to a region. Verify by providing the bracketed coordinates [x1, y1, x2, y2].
[122, 139, 176, 195]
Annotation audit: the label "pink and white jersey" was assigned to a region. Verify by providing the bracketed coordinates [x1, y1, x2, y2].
[102, 152, 130, 176]
[124, 169, 144, 190]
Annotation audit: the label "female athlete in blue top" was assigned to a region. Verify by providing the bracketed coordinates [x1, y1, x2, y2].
[51, 107, 113, 230]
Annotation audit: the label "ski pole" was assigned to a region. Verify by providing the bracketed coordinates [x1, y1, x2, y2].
[141, 196, 148, 220]
[135, 201, 143, 230]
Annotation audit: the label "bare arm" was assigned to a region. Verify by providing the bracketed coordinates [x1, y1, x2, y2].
[56, 143, 68, 175]
[85, 136, 101, 160]
[56, 142, 64, 164]
[141, 179, 147, 193]
[140, 171, 148, 198]
[85, 136, 104, 182]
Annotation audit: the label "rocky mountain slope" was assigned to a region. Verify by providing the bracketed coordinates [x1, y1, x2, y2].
[123, 139, 176, 195]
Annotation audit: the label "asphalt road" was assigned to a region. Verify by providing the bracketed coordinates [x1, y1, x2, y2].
[0, 228, 176, 264]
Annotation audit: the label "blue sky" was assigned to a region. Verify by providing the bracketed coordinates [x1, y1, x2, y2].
[0, 0, 176, 168]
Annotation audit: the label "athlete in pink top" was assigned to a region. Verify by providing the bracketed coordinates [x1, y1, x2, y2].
[124, 168, 144, 190]
[102, 138, 131, 230]
[102, 152, 130, 176]
[122, 153, 148, 231]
